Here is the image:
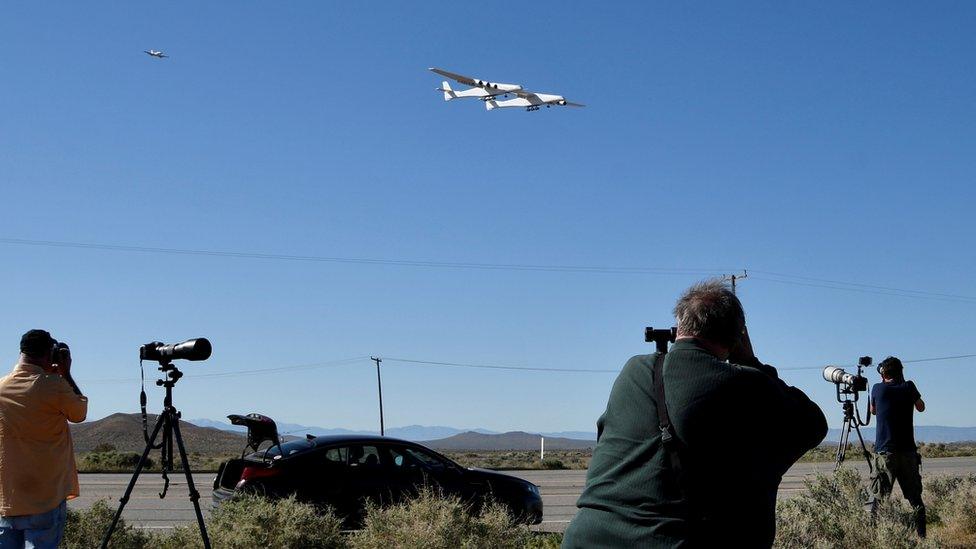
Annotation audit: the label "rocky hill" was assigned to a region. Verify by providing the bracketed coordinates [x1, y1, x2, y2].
[422, 431, 596, 451]
[70, 413, 245, 456]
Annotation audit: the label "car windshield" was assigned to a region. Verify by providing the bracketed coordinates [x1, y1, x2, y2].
[245, 439, 313, 461]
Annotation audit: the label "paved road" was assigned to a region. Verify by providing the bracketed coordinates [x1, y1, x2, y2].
[75, 456, 976, 533]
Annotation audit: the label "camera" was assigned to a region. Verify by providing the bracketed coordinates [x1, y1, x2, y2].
[140, 338, 212, 363]
[822, 366, 868, 393]
[51, 341, 69, 364]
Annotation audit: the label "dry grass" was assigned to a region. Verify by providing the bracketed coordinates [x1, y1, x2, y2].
[775, 468, 976, 548]
[351, 487, 531, 549]
[72, 491, 553, 548]
[775, 467, 926, 548]
[925, 475, 976, 548]
[444, 450, 591, 470]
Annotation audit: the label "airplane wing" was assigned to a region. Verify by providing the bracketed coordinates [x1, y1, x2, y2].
[429, 68, 480, 87]
[515, 90, 585, 107]
[429, 67, 520, 91]
[512, 90, 546, 105]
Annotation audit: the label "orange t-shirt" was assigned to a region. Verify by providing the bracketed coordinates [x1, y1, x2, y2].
[0, 361, 88, 516]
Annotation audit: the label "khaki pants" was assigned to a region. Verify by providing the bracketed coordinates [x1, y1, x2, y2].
[870, 450, 925, 536]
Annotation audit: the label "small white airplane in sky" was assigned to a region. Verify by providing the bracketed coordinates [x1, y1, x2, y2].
[430, 67, 584, 112]
[144, 49, 168, 59]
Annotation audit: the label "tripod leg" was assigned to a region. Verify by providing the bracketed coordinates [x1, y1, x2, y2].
[171, 413, 212, 549]
[101, 412, 167, 549]
[835, 419, 850, 469]
[852, 422, 874, 474]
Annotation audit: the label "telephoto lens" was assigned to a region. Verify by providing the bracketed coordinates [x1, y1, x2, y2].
[140, 338, 212, 362]
[823, 366, 867, 392]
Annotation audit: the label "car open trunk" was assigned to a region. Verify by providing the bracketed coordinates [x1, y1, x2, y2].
[212, 413, 282, 492]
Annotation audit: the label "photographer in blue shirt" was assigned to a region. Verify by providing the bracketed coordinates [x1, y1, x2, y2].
[868, 356, 926, 538]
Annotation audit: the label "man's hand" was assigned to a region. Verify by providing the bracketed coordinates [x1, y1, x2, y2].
[55, 347, 72, 378]
[54, 346, 83, 395]
[728, 325, 756, 364]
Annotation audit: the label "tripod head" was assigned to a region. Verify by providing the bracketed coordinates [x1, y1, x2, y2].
[155, 362, 184, 389]
[645, 326, 677, 354]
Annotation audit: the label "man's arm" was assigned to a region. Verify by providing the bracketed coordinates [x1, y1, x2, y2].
[910, 381, 924, 412]
[55, 350, 87, 422]
[730, 327, 827, 461]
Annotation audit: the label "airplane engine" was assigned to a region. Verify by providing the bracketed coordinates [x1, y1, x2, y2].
[558, 99, 567, 106]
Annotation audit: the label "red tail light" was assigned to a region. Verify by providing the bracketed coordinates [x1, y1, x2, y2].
[236, 465, 281, 487]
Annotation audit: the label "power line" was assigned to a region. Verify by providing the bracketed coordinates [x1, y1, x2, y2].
[0, 238, 724, 276]
[369, 357, 621, 373]
[80, 351, 974, 384]
[83, 356, 370, 384]
[749, 270, 976, 304]
[2, 237, 972, 304]
[384, 353, 976, 375]
[778, 353, 976, 371]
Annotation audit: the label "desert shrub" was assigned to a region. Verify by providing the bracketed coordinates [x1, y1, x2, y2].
[524, 532, 563, 548]
[350, 487, 531, 549]
[925, 474, 976, 548]
[540, 459, 565, 470]
[154, 494, 344, 549]
[774, 467, 930, 549]
[64, 499, 153, 549]
[82, 450, 152, 472]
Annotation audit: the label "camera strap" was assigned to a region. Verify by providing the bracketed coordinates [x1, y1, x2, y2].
[652, 352, 700, 522]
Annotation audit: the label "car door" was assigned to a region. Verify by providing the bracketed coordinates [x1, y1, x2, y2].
[399, 445, 477, 501]
[382, 444, 430, 502]
[303, 445, 357, 517]
[344, 444, 399, 511]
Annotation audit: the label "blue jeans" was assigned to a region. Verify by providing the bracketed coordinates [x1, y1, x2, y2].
[0, 501, 67, 549]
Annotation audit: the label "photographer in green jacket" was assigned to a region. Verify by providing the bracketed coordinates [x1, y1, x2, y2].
[563, 280, 827, 548]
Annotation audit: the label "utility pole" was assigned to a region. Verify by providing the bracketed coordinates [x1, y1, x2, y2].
[724, 270, 748, 295]
[370, 356, 385, 436]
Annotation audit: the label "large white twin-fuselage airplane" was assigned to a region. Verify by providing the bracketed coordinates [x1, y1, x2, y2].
[144, 49, 168, 59]
[429, 68, 584, 112]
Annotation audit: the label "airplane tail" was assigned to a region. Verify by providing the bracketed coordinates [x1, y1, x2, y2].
[440, 81, 456, 101]
[485, 99, 499, 111]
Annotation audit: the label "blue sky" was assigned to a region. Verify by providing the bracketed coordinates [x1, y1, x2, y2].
[1, 2, 974, 433]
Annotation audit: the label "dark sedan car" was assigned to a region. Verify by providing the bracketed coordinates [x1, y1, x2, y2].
[212, 414, 543, 526]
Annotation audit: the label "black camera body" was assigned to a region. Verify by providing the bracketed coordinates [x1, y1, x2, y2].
[51, 341, 70, 364]
[140, 338, 212, 363]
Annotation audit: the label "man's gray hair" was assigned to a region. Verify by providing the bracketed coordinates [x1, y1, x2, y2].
[673, 279, 745, 348]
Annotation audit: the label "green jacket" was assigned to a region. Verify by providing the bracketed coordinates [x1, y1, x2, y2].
[562, 339, 827, 548]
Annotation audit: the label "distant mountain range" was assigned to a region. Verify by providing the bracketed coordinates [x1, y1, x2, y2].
[187, 418, 598, 442]
[825, 426, 976, 444]
[422, 431, 596, 451]
[76, 415, 976, 455]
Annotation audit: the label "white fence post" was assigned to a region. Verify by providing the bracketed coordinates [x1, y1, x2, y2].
[541, 436, 545, 461]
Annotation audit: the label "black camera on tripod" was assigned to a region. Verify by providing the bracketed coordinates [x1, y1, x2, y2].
[102, 338, 215, 549]
[140, 338, 212, 363]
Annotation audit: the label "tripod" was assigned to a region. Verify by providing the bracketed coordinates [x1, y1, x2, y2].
[834, 372, 874, 473]
[101, 362, 211, 549]
[835, 398, 873, 472]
